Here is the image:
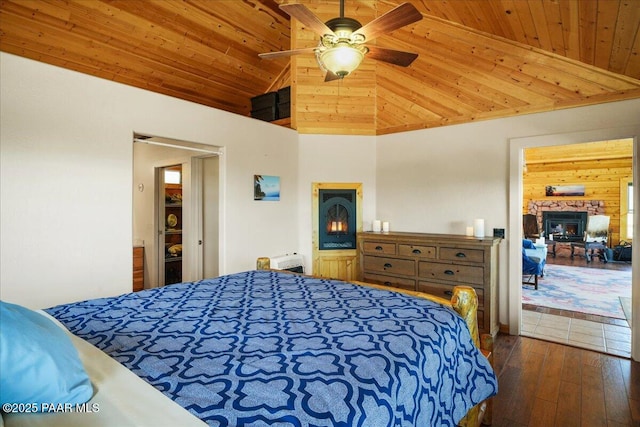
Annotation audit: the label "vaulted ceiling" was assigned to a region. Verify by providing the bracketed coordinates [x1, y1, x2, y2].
[1, 0, 639, 135]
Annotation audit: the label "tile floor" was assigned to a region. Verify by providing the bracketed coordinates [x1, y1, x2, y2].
[521, 310, 632, 358]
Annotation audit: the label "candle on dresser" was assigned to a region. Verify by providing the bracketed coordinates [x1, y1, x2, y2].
[373, 220, 382, 232]
[382, 221, 390, 232]
[473, 219, 485, 237]
[466, 226, 474, 236]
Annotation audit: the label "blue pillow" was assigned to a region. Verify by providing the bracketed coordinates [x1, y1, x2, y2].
[0, 301, 93, 408]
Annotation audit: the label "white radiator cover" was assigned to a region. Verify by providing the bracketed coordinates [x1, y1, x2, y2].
[269, 254, 304, 270]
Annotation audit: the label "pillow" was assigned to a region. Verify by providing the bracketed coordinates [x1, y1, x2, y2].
[0, 301, 93, 409]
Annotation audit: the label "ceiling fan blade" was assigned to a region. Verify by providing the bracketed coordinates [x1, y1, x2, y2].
[280, 4, 336, 37]
[353, 3, 422, 41]
[324, 71, 342, 82]
[259, 47, 317, 59]
[366, 46, 418, 67]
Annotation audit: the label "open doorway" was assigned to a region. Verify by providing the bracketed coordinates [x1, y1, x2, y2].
[509, 131, 638, 361]
[520, 140, 633, 357]
[133, 134, 222, 289]
[160, 164, 184, 285]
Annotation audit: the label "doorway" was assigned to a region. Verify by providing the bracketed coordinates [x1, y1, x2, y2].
[520, 140, 633, 357]
[133, 135, 222, 288]
[508, 127, 639, 362]
[159, 164, 184, 285]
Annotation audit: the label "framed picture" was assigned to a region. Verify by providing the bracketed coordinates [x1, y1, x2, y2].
[545, 185, 585, 197]
[254, 175, 280, 201]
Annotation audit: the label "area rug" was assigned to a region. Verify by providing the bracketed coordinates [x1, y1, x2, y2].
[619, 297, 632, 327]
[522, 264, 632, 319]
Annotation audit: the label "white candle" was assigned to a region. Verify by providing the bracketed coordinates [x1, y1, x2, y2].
[473, 219, 484, 237]
[466, 226, 474, 236]
[382, 221, 390, 232]
[373, 220, 382, 232]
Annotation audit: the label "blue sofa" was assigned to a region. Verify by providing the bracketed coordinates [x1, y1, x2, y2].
[522, 239, 546, 290]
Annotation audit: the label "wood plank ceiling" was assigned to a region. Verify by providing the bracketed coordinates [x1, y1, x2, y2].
[1, 0, 639, 135]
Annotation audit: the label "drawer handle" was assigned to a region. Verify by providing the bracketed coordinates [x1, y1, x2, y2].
[444, 269, 455, 275]
[412, 249, 422, 254]
[384, 282, 392, 286]
[444, 290, 453, 297]
[456, 252, 466, 258]
[384, 263, 393, 268]
[375, 246, 383, 251]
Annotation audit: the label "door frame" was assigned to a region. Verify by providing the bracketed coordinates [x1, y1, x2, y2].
[508, 125, 640, 361]
[134, 135, 224, 288]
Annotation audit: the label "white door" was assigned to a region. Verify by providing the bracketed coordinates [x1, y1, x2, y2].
[190, 156, 220, 281]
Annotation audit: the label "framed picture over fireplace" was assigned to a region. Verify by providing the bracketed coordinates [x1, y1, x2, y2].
[545, 185, 585, 197]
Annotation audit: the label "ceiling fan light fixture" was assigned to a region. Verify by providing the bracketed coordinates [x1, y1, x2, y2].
[263, 2, 423, 81]
[318, 44, 366, 78]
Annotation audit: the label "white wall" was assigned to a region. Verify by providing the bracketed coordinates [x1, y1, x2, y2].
[297, 135, 377, 272]
[377, 124, 508, 235]
[0, 53, 299, 309]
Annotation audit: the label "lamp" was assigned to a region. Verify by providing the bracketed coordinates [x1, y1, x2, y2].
[315, 16, 367, 79]
[317, 43, 366, 78]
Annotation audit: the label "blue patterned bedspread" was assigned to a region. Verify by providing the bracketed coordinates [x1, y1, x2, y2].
[46, 270, 497, 426]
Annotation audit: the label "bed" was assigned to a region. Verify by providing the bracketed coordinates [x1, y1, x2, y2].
[2, 270, 497, 426]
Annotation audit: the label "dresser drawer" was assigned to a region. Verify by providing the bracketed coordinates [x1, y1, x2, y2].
[398, 244, 436, 258]
[418, 261, 484, 285]
[363, 241, 396, 255]
[417, 281, 484, 307]
[364, 273, 416, 291]
[364, 255, 415, 276]
[440, 247, 484, 263]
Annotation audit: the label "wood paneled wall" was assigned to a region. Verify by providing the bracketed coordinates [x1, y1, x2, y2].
[523, 139, 633, 246]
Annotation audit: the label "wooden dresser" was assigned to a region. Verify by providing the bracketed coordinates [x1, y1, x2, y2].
[133, 246, 144, 292]
[357, 231, 501, 337]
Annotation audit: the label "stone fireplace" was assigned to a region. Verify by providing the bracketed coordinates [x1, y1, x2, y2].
[527, 200, 605, 242]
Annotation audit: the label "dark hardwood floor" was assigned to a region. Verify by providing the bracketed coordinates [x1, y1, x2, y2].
[491, 333, 640, 427]
[502, 245, 640, 427]
[502, 244, 637, 424]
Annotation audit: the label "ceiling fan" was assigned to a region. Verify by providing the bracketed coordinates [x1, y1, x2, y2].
[259, 1, 423, 81]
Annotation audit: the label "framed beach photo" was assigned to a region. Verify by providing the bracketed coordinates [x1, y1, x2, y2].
[254, 175, 280, 201]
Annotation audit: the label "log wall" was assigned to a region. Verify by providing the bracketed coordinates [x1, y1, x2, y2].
[523, 139, 633, 246]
